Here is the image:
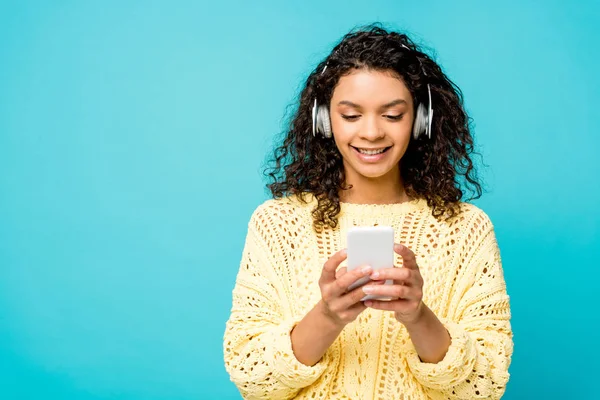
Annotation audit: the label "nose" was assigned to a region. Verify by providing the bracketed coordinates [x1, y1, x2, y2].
[358, 114, 385, 141]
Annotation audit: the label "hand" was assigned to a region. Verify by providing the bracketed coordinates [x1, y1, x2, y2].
[318, 249, 385, 328]
[362, 243, 425, 325]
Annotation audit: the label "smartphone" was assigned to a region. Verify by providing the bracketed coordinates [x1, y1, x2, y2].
[347, 226, 395, 301]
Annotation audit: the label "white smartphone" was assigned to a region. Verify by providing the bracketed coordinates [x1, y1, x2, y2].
[347, 226, 395, 301]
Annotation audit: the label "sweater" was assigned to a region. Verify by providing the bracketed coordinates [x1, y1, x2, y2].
[223, 195, 513, 400]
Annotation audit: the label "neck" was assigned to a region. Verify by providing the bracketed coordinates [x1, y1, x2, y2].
[340, 166, 410, 204]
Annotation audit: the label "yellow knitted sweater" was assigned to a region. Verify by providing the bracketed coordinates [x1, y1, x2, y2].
[223, 195, 513, 400]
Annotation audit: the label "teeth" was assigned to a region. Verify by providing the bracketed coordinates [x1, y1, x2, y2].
[357, 148, 387, 155]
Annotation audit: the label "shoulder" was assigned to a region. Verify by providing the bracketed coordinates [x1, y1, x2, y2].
[449, 201, 494, 228]
[248, 194, 315, 228]
[443, 202, 496, 244]
[244, 195, 315, 256]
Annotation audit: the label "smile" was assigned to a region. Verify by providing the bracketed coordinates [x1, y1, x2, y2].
[351, 146, 391, 155]
[350, 146, 392, 163]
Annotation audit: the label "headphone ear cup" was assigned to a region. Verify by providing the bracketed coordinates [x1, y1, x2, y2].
[311, 99, 318, 137]
[317, 105, 332, 138]
[413, 102, 426, 139]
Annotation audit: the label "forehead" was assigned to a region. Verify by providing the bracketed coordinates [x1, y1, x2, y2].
[331, 69, 412, 103]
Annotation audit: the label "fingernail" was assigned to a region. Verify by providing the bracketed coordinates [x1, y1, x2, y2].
[371, 271, 380, 279]
[396, 244, 404, 250]
[361, 265, 372, 274]
[363, 286, 375, 294]
[364, 300, 373, 307]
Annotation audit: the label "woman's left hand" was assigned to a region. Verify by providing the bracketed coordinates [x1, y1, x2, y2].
[362, 243, 425, 325]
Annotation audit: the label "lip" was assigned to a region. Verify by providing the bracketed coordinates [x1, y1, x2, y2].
[351, 145, 391, 163]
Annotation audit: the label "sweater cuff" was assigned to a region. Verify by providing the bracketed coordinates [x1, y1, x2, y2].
[265, 318, 329, 389]
[404, 320, 476, 390]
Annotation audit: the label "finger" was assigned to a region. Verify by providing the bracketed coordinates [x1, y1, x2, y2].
[364, 299, 410, 311]
[335, 267, 347, 280]
[337, 301, 368, 324]
[333, 264, 373, 296]
[362, 284, 421, 300]
[394, 243, 419, 270]
[320, 249, 347, 285]
[337, 283, 376, 309]
[371, 267, 422, 287]
[370, 267, 411, 283]
[346, 300, 368, 315]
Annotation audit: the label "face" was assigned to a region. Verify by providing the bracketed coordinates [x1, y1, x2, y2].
[329, 69, 414, 182]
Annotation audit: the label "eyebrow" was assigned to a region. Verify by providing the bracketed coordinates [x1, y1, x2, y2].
[337, 99, 407, 109]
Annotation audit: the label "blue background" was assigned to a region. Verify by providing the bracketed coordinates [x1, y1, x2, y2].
[1, 1, 598, 399]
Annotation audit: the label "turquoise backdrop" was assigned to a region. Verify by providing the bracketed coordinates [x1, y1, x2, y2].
[1, 1, 598, 399]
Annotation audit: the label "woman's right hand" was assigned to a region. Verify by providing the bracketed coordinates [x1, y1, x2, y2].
[318, 248, 381, 327]
[290, 248, 383, 366]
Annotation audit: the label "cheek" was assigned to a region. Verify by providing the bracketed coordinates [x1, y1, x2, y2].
[393, 117, 414, 142]
[330, 116, 351, 138]
[331, 118, 355, 147]
[332, 134, 351, 158]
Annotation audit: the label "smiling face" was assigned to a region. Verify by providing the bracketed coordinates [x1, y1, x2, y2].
[329, 68, 414, 186]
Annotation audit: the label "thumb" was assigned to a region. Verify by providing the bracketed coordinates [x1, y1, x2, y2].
[335, 266, 347, 280]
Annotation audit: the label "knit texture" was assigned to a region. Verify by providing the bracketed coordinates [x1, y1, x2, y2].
[224, 195, 513, 400]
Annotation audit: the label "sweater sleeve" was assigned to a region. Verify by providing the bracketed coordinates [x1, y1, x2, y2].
[223, 206, 331, 400]
[404, 211, 514, 400]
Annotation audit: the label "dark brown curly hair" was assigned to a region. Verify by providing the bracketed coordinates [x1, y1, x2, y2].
[264, 24, 483, 231]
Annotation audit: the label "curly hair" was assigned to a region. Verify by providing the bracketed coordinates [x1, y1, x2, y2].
[264, 24, 483, 231]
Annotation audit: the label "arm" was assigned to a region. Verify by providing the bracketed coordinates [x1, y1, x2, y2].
[290, 300, 344, 366]
[291, 251, 380, 366]
[402, 303, 451, 364]
[403, 212, 513, 400]
[223, 208, 331, 400]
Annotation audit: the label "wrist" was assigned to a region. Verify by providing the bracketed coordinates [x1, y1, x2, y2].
[291, 300, 345, 367]
[316, 300, 346, 331]
[399, 303, 452, 364]
[397, 301, 427, 329]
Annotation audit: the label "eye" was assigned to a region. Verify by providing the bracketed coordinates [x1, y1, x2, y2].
[385, 114, 404, 121]
[341, 114, 360, 121]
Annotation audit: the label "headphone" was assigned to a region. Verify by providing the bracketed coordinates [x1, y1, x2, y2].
[311, 44, 433, 140]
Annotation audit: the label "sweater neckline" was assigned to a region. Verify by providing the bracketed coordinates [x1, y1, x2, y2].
[338, 197, 428, 217]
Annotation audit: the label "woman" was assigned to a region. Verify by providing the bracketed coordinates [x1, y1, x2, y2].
[223, 25, 513, 400]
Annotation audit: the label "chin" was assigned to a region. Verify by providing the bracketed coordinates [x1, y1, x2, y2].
[354, 164, 397, 180]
